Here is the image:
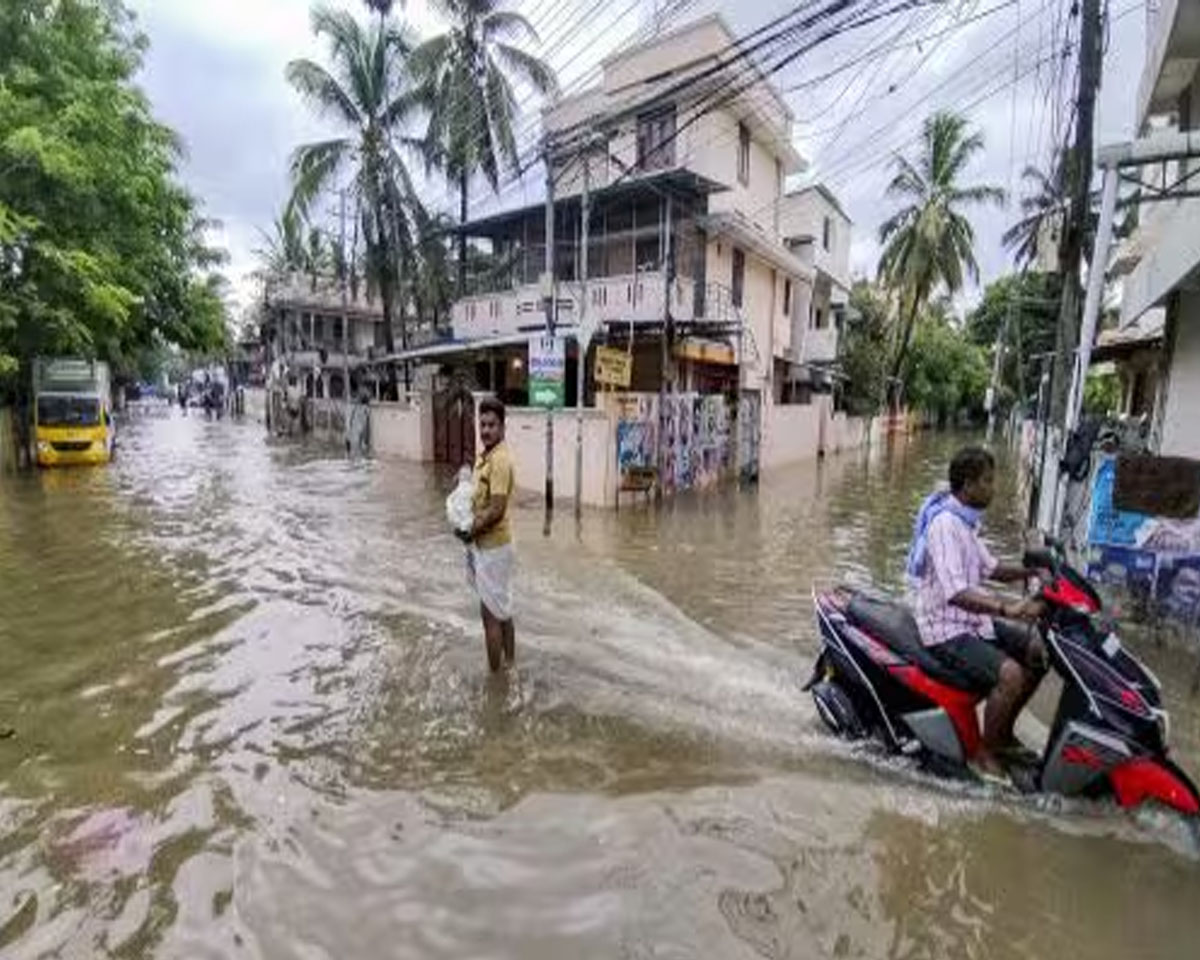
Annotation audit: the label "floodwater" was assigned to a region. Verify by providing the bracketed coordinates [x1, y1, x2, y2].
[2, 408, 1199, 959]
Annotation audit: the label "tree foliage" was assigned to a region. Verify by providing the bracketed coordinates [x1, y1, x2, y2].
[840, 281, 892, 415]
[411, 0, 557, 292]
[902, 300, 990, 425]
[877, 111, 1003, 387]
[286, 4, 425, 367]
[0, 0, 228, 398]
[963, 271, 1061, 413]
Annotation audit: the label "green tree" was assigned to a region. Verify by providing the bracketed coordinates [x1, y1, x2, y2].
[254, 207, 331, 291]
[840, 281, 891, 415]
[964, 271, 1061, 414]
[877, 111, 1004, 395]
[903, 300, 990, 426]
[0, 0, 228, 402]
[1083, 369, 1120, 417]
[411, 0, 557, 295]
[286, 4, 423, 382]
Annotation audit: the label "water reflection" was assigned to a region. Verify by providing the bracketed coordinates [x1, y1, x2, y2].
[0, 413, 1197, 958]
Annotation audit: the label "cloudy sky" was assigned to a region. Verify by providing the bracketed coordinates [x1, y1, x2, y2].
[127, 0, 1147, 317]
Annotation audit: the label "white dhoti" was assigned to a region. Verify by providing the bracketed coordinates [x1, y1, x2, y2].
[466, 543, 515, 620]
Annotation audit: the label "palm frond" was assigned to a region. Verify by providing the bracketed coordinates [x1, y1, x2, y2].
[288, 138, 352, 219]
[492, 42, 558, 96]
[949, 184, 1006, 207]
[483, 10, 540, 44]
[483, 62, 519, 174]
[286, 59, 362, 126]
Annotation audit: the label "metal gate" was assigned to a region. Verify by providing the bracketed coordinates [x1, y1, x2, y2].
[433, 388, 475, 467]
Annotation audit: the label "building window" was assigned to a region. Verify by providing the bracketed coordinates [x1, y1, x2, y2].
[732, 247, 745, 307]
[637, 106, 676, 171]
[822, 216, 832, 251]
[783, 279, 792, 317]
[737, 122, 750, 185]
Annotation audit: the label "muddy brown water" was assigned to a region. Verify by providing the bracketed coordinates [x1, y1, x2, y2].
[2, 408, 1199, 959]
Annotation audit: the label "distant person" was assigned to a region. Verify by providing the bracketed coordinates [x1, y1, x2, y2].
[908, 446, 1045, 781]
[458, 398, 517, 672]
[285, 376, 302, 435]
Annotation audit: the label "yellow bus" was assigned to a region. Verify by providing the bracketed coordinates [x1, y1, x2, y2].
[33, 358, 115, 467]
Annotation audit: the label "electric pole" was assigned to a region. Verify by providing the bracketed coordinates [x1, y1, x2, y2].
[339, 188, 352, 451]
[543, 143, 557, 527]
[656, 194, 673, 501]
[1050, 0, 1103, 426]
[574, 145, 591, 522]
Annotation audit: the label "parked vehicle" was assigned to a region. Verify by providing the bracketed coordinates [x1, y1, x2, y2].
[806, 540, 1200, 816]
[32, 358, 114, 467]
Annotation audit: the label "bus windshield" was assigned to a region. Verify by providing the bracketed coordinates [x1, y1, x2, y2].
[37, 395, 101, 427]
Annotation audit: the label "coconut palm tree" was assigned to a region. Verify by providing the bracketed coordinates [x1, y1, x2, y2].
[286, 4, 423, 384]
[877, 111, 1004, 390]
[253, 208, 309, 281]
[1003, 147, 1134, 273]
[1002, 154, 1069, 271]
[411, 0, 557, 295]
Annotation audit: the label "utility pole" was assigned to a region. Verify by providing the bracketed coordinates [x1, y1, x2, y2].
[656, 194, 673, 501]
[1050, 0, 1103, 426]
[574, 146, 591, 522]
[339, 188, 352, 451]
[543, 144, 557, 526]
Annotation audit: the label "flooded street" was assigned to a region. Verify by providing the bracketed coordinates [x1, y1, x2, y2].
[2, 411, 1199, 959]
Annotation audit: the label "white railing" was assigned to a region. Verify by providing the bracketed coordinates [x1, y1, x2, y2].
[452, 272, 713, 339]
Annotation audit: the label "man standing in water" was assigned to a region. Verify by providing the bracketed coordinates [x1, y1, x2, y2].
[908, 446, 1045, 780]
[462, 398, 516, 671]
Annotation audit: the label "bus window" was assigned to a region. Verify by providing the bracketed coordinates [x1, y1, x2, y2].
[37, 396, 101, 427]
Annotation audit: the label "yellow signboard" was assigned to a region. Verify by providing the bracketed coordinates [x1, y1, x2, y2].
[594, 346, 632, 388]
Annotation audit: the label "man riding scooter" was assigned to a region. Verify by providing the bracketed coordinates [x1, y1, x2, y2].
[908, 446, 1046, 781]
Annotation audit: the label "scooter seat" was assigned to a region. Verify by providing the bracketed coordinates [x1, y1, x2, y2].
[845, 595, 969, 689]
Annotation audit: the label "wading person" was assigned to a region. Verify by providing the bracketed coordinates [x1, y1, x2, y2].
[460, 398, 516, 672]
[908, 446, 1046, 781]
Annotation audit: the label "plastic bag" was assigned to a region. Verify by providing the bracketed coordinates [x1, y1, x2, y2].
[446, 465, 475, 534]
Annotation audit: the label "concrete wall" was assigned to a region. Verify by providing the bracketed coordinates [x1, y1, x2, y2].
[602, 17, 729, 94]
[503, 407, 616, 508]
[1160, 290, 1200, 458]
[760, 400, 821, 470]
[702, 107, 784, 234]
[706, 237, 779, 390]
[760, 395, 869, 470]
[371, 401, 434, 462]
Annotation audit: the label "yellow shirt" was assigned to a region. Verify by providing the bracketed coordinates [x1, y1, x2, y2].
[472, 441, 515, 549]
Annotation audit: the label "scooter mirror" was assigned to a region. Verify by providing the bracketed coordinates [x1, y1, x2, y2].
[1023, 548, 1055, 570]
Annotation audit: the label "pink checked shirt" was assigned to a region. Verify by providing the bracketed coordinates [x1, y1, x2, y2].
[913, 511, 999, 647]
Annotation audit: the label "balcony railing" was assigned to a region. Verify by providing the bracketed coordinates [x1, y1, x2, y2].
[451, 272, 724, 340]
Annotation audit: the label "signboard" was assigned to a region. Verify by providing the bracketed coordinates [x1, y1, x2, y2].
[594, 346, 632, 388]
[528, 335, 565, 408]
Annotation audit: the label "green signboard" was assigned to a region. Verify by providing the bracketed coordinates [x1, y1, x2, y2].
[528, 335, 565, 409]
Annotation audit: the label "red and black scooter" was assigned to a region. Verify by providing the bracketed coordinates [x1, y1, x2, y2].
[806, 542, 1200, 815]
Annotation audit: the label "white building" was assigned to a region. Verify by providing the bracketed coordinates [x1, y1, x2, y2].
[261, 274, 388, 401]
[1113, 0, 1200, 458]
[444, 14, 852, 407]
